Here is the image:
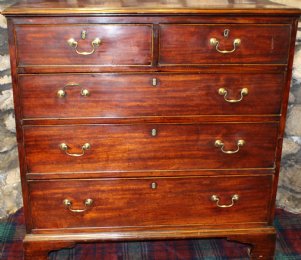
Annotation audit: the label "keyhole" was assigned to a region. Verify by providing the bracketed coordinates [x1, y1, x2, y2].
[223, 29, 230, 38]
[151, 182, 158, 189]
[151, 129, 157, 137]
[81, 30, 87, 40]
[152, 78, 158, 87]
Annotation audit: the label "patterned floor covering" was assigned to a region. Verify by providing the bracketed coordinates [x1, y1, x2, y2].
[0, 208, 300, 259]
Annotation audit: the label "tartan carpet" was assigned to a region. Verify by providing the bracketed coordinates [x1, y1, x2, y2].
[0, 209, 300, 259]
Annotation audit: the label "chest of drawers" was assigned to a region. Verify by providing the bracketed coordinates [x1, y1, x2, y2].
[3, 0, 301, 259]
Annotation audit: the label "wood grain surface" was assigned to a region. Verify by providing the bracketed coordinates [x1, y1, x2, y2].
[23, 123, 278, 173]
[15, 24, 153, 66]
[3, 0, 301, 15]
[3, 0, 300, 258]
[159, 24, 291, 65]
[28, 175, 273, 229]
[19, 73, 285, 118]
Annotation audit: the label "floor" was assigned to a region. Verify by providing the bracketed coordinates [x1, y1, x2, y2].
[1, 208, 301, 259]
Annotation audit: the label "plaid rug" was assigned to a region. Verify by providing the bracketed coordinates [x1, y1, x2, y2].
[0, 209, 300, 259]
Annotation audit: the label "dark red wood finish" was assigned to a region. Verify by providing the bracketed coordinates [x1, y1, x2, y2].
[23, 123, 278, 173]
[3, 0, 301, 259]
[19, 73, 285, 118]
[159, 24, 291, 65]
[28, 175, 273, 230]
[15, 24, 153, 66]
[2, 0, 301, 16]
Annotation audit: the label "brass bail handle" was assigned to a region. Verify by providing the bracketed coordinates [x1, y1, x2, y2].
[67, 37, 101, 56]
[57, 83, 90, 98]
[211, 194, 239, 208]
[59, 143, 91, 157]
[63, 198, 93, 213]
[215, 139, 245, 154]
[210, 38, 241, 54]
[218, 88, 248, 103]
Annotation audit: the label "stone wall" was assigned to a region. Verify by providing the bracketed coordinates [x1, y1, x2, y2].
[0, 0, 21, 219]
[276, 6, 301, 212]
[0, 0, 301, 219]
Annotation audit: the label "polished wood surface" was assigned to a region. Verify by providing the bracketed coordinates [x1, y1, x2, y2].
[159, 24, 291, 65]
[16, 24, 152, 66]
[3, 0, 301, 15]
[19, 73, 285, 118]
[23, 228, 276, 259]
[24, 123, 278, 173]
[227, 231, 276, 259]
[28, 175, 272, 230]
[3, 0, 301, 259]
[27, 169, 276, 181]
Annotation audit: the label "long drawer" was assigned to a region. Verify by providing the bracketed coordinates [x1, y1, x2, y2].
[28, 175, 273, 230]
[19, 73, 285, 118]
[15, 24, 153, 66]
[159, 24, 291, 65]
[23, 123, 278, 173]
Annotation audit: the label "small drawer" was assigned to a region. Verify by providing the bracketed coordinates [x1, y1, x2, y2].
[15, 24, 153, 67]
[23, 123, 278, 173]
[29, 175, 273, 230]
[19, 73, 285, 119]
[159, 24, 291, 65]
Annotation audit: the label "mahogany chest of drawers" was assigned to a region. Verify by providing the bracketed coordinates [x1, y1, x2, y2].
[3, 0, 301, 259]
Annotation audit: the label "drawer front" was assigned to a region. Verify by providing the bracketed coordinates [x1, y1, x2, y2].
[29, 175, 273, 229]
[24, 123, 278, 173]
[159, 24, 290, 65]
[19, 73, 284, 119]
[15, 24, 152, 66]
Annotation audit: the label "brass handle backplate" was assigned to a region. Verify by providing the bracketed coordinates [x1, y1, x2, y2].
[63, 198, 93, 213]
[211, 194, 239, 208]
[80, 88, 90, 97]
[215, 139, 245, 154]
[57, 83, 90, 98]
[59, 143, 91, 157]
[67, 37, 101, 55]
[218, 88, 248, 103]
[210, 38, 241, 54]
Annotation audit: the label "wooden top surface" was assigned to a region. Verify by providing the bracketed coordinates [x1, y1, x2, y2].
[2, 0, 301, 16]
